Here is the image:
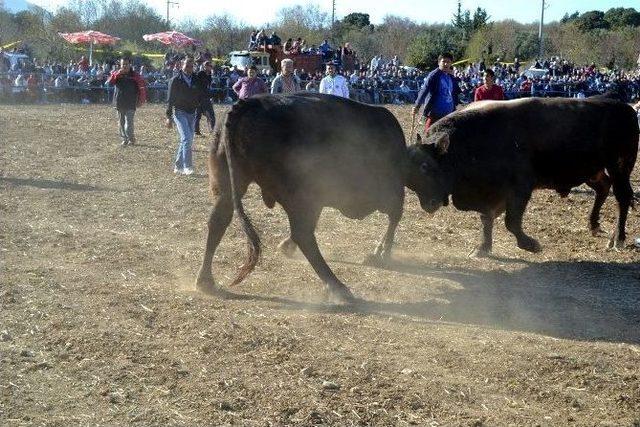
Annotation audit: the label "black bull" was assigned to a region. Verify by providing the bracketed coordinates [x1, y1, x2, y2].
[196, 93, 430, 303]
[407, 97, 639, 255]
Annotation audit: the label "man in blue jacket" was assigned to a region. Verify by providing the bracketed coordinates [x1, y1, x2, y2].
[412, 53, 461, 132]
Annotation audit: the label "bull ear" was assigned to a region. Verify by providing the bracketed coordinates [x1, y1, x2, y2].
[436, 133, 450, 154]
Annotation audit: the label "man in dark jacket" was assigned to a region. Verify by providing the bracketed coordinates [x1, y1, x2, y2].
[166, 56, 200, 175]
[412, 53, 461, 132]
[107, 57, 146, 146]
[194, 61, 216, 136]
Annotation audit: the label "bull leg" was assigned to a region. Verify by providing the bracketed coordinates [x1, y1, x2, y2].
[607, 173, 633, 250]
[470, 213, 495, 258]
[586, 171, 610, 236]
[196, 182, 250, 295]
[287, 207, 355, 304]
[505, 191, 541, 253]
[277, 236, 298, 257]
[367, 207, 402, 265]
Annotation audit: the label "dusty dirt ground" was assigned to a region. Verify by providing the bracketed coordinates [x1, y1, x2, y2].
[1, 103, 639, 426]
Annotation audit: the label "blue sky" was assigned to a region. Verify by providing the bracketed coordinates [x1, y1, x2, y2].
[13, 0, 640, 26]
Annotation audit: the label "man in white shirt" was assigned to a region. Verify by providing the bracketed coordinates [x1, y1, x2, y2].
[318, 63, 349, 98]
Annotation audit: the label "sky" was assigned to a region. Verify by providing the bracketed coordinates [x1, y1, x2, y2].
[8, 0, 640, 27]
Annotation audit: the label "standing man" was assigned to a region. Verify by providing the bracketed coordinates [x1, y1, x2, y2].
[473, 69, 505, 101]
[319, 63, 349, 98]
[271, 59, 301, 94]
[412, 53, 461, 132]
[166, 56, 200, 176]
[107, 57, 147, 146]
[195, 61, 216, 136]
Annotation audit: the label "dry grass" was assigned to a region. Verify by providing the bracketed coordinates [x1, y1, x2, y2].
[1, 103, 639, 426]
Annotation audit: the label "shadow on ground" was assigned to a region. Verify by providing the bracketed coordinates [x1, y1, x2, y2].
[0, 176, 114, 192]
[204, 258, 640, 344]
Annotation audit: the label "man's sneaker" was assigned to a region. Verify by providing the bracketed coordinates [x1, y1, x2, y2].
[121, 140, 129, 147]
[173, 167, 182, 174]
[128, 138, 136, 145]
[183, 167, 194, 176]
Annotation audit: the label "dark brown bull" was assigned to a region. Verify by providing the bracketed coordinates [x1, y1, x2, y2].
[463, 100, 613, 235]
[196, 93, 428, 303]
[408, 97, 638, 255]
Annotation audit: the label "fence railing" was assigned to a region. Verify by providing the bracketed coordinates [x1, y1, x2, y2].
[1, 72, 637, 105]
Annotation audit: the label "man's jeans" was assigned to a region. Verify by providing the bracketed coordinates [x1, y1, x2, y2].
[173, 109, 196, 170]
[118, 109, 135, 142]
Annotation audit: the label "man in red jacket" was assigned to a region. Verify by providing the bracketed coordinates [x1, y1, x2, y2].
[474, 69, 504, 102]
[106, 57, 147, 146]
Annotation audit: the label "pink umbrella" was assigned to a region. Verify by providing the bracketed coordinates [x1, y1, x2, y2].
[59, 30, 121, 65]
[143, 31, 203, 48]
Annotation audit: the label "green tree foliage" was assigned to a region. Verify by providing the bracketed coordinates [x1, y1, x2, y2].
[574, 10, 610, 32]
[342, 13, 370, 29]
[603, 7, 640, 29]
[406, 27, 463, 69]
[465, 20, 538, 62]
[451, 0, 489, 39]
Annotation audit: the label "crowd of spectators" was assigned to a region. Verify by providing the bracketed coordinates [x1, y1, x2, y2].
[2, 42, 640, 106]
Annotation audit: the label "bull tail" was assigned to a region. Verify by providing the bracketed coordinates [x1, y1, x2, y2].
[223, 101, 261, 286]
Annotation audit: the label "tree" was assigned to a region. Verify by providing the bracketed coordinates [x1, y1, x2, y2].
[342, 13, 370, 29]
[603, 7, 640, 29]
[560, 12, 580, 24]
[406, 26, 463, 69]
[376, 15, 421, 61]
[201, 14, 248, 57]
[574, 11, 609, 32]
[273, 3, 330, 45]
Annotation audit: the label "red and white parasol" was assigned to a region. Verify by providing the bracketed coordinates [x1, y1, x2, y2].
[142, 31, 203, 48]
[58, 31, 121, 65]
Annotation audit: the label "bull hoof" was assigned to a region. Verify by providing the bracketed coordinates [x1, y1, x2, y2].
[607, 237, 625, 251]
[591, 226, 606, 237]
[363, 253, 385, 267]
[326, 284, 356, 305]
[469, 246, 492, 258]
[277, 237, 298, 258]
[518, 238, 542, 253]
[195, 273, 221, 296]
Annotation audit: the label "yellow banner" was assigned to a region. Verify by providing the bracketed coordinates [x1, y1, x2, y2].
[2, 40, 22, 49]
[452, 58, 471, 65]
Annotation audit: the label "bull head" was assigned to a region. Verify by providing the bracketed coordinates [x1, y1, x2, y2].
[406, 140, 451, 214]
[416, 132, 450, 154]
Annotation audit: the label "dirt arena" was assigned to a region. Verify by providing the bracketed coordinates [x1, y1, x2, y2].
[1, 103, 639, 426]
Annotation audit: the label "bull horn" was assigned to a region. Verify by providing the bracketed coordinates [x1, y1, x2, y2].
[437, 133, 450, 154]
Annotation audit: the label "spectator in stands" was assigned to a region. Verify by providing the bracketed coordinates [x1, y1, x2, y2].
[166, 56, 200, 175]
[291, 38, 303, 54]
[319, 62, 349, 98]
[233, 64, 268, 99]
[14, 74, 26, 87]
[248, 30, 258, 50]
[195, 61, 216, 136]
[107, 57, 147, 147]
[412, 53, 460, 131]
[78, 55, 89, 73]
[283, 38, 293, 54]
[269, 32, 281, 46]
[26, 74, 38, 102]
[256, 30, 267, 48]
[271, 58, 301, 94]
[474, 69, 504, 101]
[54, 74, 67, 88]
[319, 39, 332, 61]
